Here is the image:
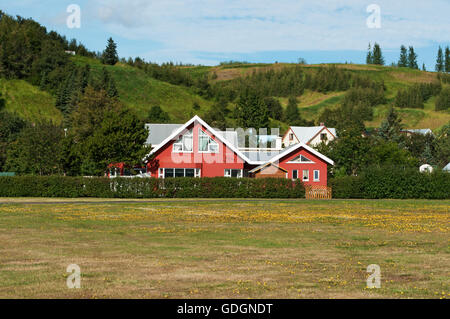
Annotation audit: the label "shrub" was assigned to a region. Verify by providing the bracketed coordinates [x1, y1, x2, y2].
[331, 167, 450, 199]
[0, 176, 305, 199]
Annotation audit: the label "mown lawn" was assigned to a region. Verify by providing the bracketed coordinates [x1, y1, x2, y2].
[0, 199, 448, 299]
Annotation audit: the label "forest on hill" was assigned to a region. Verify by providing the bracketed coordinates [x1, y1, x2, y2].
[0, 11, 449, 176]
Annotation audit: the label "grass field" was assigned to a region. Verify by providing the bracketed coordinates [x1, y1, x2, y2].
[0, 198, 448, 299]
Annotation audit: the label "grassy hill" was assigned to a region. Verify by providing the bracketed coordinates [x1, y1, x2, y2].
[1, 57, 449, 131]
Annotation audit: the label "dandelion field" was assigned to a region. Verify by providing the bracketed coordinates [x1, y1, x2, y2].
[0, 198, 448, 299]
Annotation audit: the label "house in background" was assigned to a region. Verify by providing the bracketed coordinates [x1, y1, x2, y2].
[282, 124, 337, 147]
[143, 116, 334, 186]
[401, 129, 434, 137]
[443, 163, 450, 172]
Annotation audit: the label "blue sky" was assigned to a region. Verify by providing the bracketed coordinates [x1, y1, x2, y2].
[1, 0, 449, 69]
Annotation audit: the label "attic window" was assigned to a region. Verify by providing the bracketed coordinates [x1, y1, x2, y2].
[199, 129, 219, 153]
[320, 133, 328, 141]
[289, 155, 314, 163]
[173, 129, 193, 152]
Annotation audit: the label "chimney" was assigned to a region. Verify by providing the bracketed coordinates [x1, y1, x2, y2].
[320, 122, 325, 127]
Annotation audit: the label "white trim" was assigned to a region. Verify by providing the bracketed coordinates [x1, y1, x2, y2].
[269, 142, 334, 166]
[224, 169, 243, 178]
[313, 170, 320, 182]
[292, 170, 298, 180]
[287, 154, 315, 164]
[144, 116, 255, 164]
[198, 128, 219, 154]
[302, 169, 309, 182]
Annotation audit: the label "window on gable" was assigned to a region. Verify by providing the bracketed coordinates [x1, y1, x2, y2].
[320, 133, 328, 141]
[289, 133, 294, 141]
[199, 129, 219, 153]
[289, 154, 314, 163]
[173, 129, 193, 152]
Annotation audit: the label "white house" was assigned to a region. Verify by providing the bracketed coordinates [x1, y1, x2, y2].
[282, 124, 337, 147]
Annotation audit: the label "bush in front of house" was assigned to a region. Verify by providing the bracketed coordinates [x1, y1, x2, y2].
[330, 166, 450, 199]
[0, 176, 305, 198]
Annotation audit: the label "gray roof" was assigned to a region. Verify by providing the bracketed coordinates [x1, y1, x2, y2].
[215, 130, 239, 148]
[242, 150, 282, 163]
[444, 163, 450, 171]
[145, 124, 183, 146]
[290, 126, 336, 144]
[402, 129, 434, 136]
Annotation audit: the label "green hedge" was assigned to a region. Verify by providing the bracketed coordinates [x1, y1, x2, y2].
[1, 169, 448, 199]
[330, 167, 450, 199]
[0, 176, 305, 198]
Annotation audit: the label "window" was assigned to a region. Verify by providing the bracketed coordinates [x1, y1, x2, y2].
[225, 169, 243, 178]
[161, 168, 197, 178]
[292, 170, 298, 180]
[288, 155, 314, 163]
[320, 133, 328, 141]
[303, 170, 309, 182]
[165, 168, 174, 178]
[314, 170, 320, 181]
[289, 133, 294, 141]
[173, 129, 193, 152]
[199, 129, 219, 153]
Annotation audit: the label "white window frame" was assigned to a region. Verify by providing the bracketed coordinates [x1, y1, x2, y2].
[287, 155, 315, 164]
[198, 129, 219, 153]
[289, 133, 294, 141]
[313, 170, 320, 182]
[159, 168, 199, 179]
[172, 129, 193, 153]
[292, 170, 298, 180]
[302, 169, 309, 182]
[224, 169, 243, 178]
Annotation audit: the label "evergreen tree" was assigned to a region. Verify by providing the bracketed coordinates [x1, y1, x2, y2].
[436, 46, 444, 72]
[101, 37, 119, 65]
[146, 105, 170, 123]
[445, 46, 450, 73]
[366, 43, 373, 65]
[398, 45, 408, 67]
[100, 67, 119, 98]
[283, 96, 307, 126]
[264, 97, 283, 120]
[235, 87, 269, 130]
[378, 106, 403, 142]
[408, 46, 419, 69]
[422, 63, 426, 71]
[372, 43, 385, 65]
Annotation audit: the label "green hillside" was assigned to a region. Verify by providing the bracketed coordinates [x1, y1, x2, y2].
[186, 62, 450, 131]
[1, 57, 449, 131]
[0, 78, 62, 124]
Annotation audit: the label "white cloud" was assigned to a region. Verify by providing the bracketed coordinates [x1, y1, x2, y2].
[91, 0, 450, 55]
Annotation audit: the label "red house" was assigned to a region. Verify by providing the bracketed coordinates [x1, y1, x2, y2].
[143, 116, 334, 186]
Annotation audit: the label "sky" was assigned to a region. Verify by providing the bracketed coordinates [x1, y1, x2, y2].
[1, 0, 449, 69]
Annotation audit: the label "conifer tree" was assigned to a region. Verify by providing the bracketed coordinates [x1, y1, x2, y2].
[372, 43, 385, 65]
[101, 38, 119, 65]
[436, 46, 444, 72]
[445, 46, 450, 73]
[398, 45, 408, 67]
[408, 46, 419, 69]
[378, 106, 403, 142]
[366, 43, 373, 65]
